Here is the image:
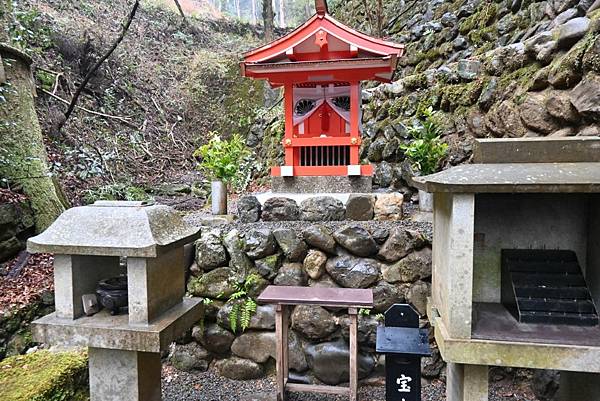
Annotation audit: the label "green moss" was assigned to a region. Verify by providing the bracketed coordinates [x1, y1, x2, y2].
[459, 3, 498, 35]
[439, 42, 454, 56]
[35, 70, 54, 91]
[414, 59, 432, 73]
[256, 115, 284, 177]
[403, 73, 429, 90]
[468, 25, 498, 46]
[497, 63, 541, 95]
[0, 350, 89, 401]
[583, 36, 600, 73]
[410, 47, 443, 67]
[185, 49, 264, 140]
[547, 33, 596, 88]
[438, 79, 485, 111]
[514, 10, 531, 30]
[0, 51, 66, 232]
[473, 41, 495, 56]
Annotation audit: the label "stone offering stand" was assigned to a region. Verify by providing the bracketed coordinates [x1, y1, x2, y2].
[415, 137, 600, 401]
[28, 201, 203, 401]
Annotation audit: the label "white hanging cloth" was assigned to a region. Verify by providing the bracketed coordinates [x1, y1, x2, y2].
[292, 84, 361, 127]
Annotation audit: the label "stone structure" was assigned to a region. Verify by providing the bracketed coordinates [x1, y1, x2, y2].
[184, 221, 441, 383]
[237, 193, 403, 223]
[414, 138, 600, 401]
[29, 201, 203, 401]
[0, 199, 35, 263]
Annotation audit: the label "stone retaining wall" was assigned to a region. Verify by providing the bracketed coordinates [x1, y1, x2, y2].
[237, 193, 406, 223]
[171, 221, 443, 384]
[0, 200, 35, 263]
[0, 294, 55, 360]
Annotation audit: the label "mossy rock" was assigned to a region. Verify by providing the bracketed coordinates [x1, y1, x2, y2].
[185, 49, 265, 140]
[459, 3, 498, 35]
[0, 350, 89, 401]
[583, 35, 600, 74]
[403, 73, 428, 90]
[438, 80, 486, 111]
[497, 63, 541, 99]
[547, 34, 596, 89]
[468, 25, 498, 47]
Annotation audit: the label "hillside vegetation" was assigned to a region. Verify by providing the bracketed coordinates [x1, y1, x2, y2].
[9, 0, 273, 203]
[6, 0, 600, 203]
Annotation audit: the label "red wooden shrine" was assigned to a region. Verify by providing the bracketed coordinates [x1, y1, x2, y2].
[241, 0, 404, 177]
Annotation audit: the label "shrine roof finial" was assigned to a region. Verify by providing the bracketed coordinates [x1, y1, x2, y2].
[315, 0, 328, 15]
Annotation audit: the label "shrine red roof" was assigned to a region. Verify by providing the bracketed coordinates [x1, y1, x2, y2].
[241, 11, 404, 84]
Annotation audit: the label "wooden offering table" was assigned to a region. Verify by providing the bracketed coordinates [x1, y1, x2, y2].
[258, 286, 373, 401]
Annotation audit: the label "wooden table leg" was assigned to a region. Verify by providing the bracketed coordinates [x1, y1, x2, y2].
[282, 305, 289, 383]
[275, 304, 286, 401]
[349, 307, 358, 401]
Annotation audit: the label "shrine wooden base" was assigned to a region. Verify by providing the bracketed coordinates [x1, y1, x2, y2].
[258, 286, 374, 401]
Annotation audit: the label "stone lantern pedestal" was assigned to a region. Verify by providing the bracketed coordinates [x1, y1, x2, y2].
[28, 201, 203, 401]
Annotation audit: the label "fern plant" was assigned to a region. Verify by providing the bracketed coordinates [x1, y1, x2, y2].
[401, 106, 448, 176]
[227, 274, 260, 333]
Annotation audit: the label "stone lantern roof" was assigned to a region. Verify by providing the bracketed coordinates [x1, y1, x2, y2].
[28, 201, 200, 258]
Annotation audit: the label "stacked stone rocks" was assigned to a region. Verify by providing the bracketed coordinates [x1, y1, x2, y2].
[237, 194, 405, 223]
[361, 0, 600, 185]
[0, 293, 54, 360]
[0, 197, 48, 361]
[0, 201, 35, 264]
[172, 221, 443, 383]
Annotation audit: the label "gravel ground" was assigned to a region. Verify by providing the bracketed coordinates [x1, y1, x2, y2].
[161, 366, 538, 401]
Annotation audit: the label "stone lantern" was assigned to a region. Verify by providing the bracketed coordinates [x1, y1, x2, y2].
[28, 201, 203, 401]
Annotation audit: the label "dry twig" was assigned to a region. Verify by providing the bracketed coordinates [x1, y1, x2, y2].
[39, 88, 137, 128]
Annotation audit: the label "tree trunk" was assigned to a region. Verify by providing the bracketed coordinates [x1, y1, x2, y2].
[262, 0, 274, 42]
[235, 0, 241, 18]
[278, 0, 285, 28]
[0, 1, 66, 232]
[251, 0, 257, 24]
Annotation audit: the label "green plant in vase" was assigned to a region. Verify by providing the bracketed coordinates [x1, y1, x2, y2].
[193, 133, 250, 215]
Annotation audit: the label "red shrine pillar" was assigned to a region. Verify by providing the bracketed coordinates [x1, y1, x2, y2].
[283, 83, 294, 176]
[349, 81, 361, 169]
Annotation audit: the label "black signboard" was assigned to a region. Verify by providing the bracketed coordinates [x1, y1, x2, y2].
[376, 304, 431, 401]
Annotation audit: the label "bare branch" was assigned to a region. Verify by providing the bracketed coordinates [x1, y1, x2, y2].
[57, 0, 140, 132]
[40, 88, 137, 128]
[173, 0, 189, 25]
